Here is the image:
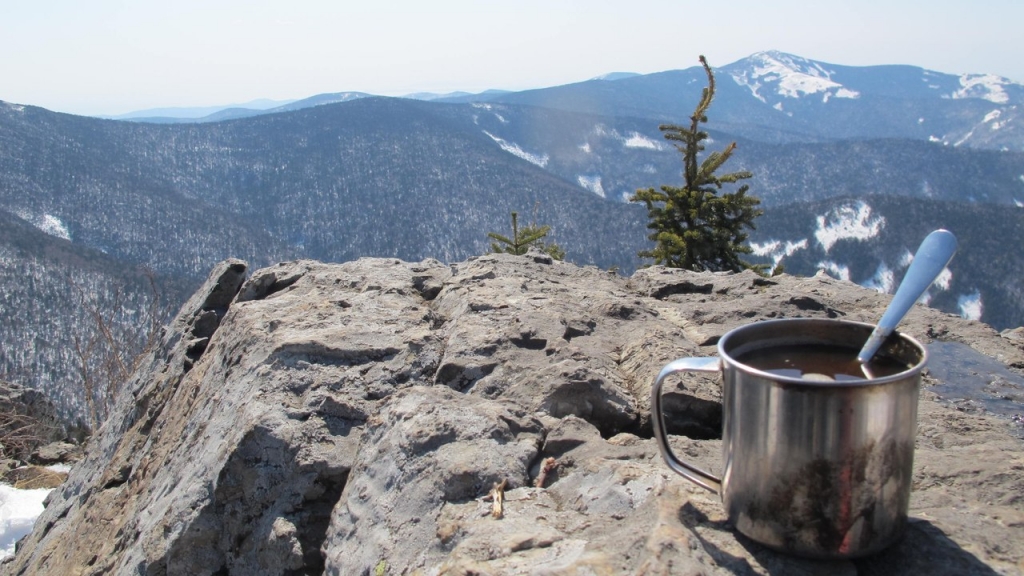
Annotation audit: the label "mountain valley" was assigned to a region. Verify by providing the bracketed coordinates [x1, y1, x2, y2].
[2, 50, 1023, 425]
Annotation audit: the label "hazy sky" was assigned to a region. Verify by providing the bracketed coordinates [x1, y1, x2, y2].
[3, 0, 1022, 117]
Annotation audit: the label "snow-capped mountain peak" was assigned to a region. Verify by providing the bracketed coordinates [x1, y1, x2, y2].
[728, 50, 860, 104]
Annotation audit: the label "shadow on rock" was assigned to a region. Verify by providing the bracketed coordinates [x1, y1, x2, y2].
[678, 503, 1000, 576]
[855, 517, 1002, 576]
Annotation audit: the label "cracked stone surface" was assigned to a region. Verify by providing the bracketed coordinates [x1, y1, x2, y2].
[5, 254, 1023, 575]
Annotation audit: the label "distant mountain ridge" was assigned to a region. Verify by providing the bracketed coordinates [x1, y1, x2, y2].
[2, 50, 1024, 425]
[3, 94, 1019, 322]
[472, 51, 1024, 151]
[107, 98, 296, 120]
[98, 51, 1024, 151]
[120, 92, 373, 124]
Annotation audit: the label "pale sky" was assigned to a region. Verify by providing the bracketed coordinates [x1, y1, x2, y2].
[2, 0, 1022, 117]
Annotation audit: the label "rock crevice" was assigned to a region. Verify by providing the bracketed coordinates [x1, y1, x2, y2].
[5, 254, 1024, 575]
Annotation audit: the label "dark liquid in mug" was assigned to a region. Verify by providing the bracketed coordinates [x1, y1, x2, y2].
[736, 344, 909, 382]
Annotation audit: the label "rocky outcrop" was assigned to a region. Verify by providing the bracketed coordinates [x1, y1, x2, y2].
[4, 254, 1023, 575]
[0, 381, 83, 492]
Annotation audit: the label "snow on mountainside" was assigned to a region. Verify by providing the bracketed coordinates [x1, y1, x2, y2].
[101, 51, 1024, 150]
[718, 51, 1023, 148]
[959, 291, 984, 321]
[13, 210, 71, 241]
[458, 96, 1024, 211]
[724, 50, 1022, 107]
[728, 51, 861, 104]
[753, 199, 959, 313]
[4, 55, 1024, 424]
[747, 195, 1024, 329]
[482, 130, 549, 167]
[813, 201, 885, 253]
[472, 51, 1024, 151]
[952, 73, 1012, 104]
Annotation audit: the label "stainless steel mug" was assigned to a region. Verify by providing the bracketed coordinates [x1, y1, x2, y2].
[651, 318, 927, 559]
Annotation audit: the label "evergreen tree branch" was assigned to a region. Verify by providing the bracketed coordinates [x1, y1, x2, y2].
[629, 55, 763, 273]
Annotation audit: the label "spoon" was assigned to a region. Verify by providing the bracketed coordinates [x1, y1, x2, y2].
[856, 229, 958, 371]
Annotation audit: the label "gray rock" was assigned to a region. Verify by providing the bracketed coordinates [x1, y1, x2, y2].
[5, 254, 1024, 575]
[322, 385, 544, 574]
[29, 441, 83, 466]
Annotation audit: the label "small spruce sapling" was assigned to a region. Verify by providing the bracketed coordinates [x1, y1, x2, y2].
[630, 55, 764, 273]
[487, 211, 565, 260]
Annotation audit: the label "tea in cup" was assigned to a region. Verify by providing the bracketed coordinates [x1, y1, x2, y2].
[651, 318, 926, 558]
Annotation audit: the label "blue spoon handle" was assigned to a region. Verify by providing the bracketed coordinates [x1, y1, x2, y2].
[857, 230, 958, 364]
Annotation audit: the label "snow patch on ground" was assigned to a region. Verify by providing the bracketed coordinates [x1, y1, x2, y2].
[861, 262, 895, 294]
[623, 132, 662, 150]
[483, 131, 549, 168]
[952, 74, 1010, 104]
[587, 124, 665, 152]
[3, 103, 25, 113]
[577, 175, 605, 198]
[781, 241, 809, 259]
[750, 238, 808, 267]
[732, 52, 860, 102]
[14, 211, 72, 241]
[897, 248, 915, 269]
[750, 240, 780, 257]
[817, 261, 851, 282]
[861, 252, 951, 302]
[814, 201, 885, 253]
[739, 79, 767, 103]
[0, 483, 54, 559]
[953, 127, 976, 147]
[958, 291, 984, 321]
[984, 109, 1007, 130]
[39, 214, 71, 240]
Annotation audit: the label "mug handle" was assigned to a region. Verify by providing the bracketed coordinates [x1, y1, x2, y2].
[651, 357, 723, 494]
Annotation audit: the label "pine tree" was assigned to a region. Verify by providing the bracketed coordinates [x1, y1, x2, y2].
[631, 55, 763, 272]
[488, 211, 565, 260]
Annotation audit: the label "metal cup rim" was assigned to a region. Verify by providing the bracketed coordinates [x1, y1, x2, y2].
[717, 318, 928, 388]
